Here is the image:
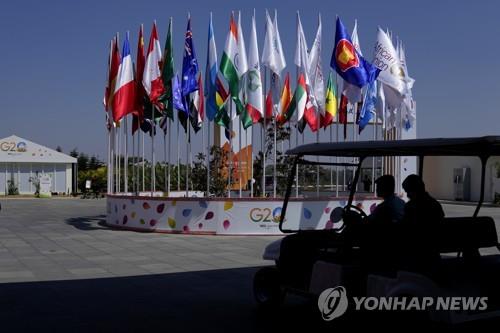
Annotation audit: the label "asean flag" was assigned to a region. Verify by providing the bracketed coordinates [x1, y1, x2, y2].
[330, 17, 378, 88]
[112, 34, 136, 123]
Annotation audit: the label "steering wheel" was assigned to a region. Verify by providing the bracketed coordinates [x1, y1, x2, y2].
[343, 204, 368, 219]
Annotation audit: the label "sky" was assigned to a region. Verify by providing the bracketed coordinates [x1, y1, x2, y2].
[1, 0, 499, 160]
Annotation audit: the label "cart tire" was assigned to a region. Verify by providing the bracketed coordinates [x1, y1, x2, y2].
[253, 267, 284, 308]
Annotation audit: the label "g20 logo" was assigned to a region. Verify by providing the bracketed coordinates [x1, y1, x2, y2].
[0, 141, 27, 152]
[249, 207, 284, 223]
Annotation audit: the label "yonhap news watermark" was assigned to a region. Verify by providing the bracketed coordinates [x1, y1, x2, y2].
[318, 286, 488, 321]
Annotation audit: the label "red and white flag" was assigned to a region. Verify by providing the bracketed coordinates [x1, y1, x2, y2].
[143, 22, 165, 104]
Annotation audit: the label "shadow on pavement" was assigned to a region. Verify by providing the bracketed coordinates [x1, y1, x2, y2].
[0, 266, 496, 332]
[65, 215, 109, 231]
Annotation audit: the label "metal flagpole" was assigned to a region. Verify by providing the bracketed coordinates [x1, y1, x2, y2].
[164, 131, 167, 194]
[262, 69, 266, 198]
[186, 123, 190, 197]
[132, 130, 135, 194]
[316, 111, 320, 198]
[141, 130, 145, 192]
[107, 125, 111, 194]
[273, 117, 277, 198]
[124, 116, 128, 193]
[251, 121, 254, 197]
[206, 120, 210, 197]
[335, 74, 340, 197]
[117, 124, 121, 193]
[330, 126, 333, 191]
[151, 105, 155, 196]
[372, 117, 376, 194]
[295, 67, 299, 198]
[177, 120, 180, 192]
[239, 120, 242, 198]
[228, 100, 233, 198]
[168, 119, 171, 196]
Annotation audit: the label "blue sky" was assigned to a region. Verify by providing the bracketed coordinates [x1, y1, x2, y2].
[1, 0, 499, 159]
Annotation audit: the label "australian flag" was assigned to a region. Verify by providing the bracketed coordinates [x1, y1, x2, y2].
[180, 16, 199, 132]
[331, 17, 378, 88]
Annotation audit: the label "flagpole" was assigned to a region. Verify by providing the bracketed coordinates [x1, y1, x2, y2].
[186, 123, 190, 197]
[239, 120, 242, 198]
[372, 116, 376, 194]
[206, 120, 210, 197]
[335, 74, 339, 198]
[316, 110, 320, 198]
[168, 119, 171, 196]
[295, 67, 299, 198]
[141, 130, 145, 192]
[117, 123, 121, 193]
[164, 130, 167, 195]
[262, 69, 266, 198]
[273, 113, 277, 198]
[151, 105, 155, 196]
[124, 116, 129, 193]
[177, 119, 180, 192]
[250, 121, 254, 198]
[228, 100, 233, 198]
[132, 129, 135, 194]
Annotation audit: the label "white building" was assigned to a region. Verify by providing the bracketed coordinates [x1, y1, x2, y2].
[424, 156, 500, 203]
[0, 135, 77, 195]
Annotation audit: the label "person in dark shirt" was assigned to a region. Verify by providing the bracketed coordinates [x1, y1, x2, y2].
[368, 175, 405, 225]
[402, 174, 445, 226]
[400, 174, 445, 275]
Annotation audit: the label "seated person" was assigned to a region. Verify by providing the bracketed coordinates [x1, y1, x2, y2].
[367, 175, 405, 225]
[400, 174, 445, 275]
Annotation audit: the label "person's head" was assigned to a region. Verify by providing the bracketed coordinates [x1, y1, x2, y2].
[375, 175, 395, 199]
[402, 174, 426, 200]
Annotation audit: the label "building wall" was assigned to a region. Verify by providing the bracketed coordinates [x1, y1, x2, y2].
[424, 156, 500, 202]
[0, 162, 73, 195]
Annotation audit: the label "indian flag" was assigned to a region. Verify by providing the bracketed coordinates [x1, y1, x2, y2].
[220, 13, 245, 116]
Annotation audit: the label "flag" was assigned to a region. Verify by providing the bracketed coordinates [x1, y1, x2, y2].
[375, 80, 386, 128]
[276, 73, 292, 125]
[339, 94, 349, 139]
[159, 18, 175, 120]
[180, 16, 200, 132]
[189, 73, 204, 132]
[398, 41, 416, 129]
[245, 12, 263, 124]
[262, 10, 286, 76]
[214, 75, 230, 128]
[205, 13, 218, 121]
[308, 14, 325, 117]
[331, 17, 378, 88]
[342, 20, 363, 103]
[236, 12, 252, 129]
[143, 22, 165, 104]
[265, 88, 273, 120]
[220, 13, 246, 117]
[322, 72, 337, 128]
[106, 37, 121, 114]
[294, 12, 309, 86]
[373, 28, 406, 108]
[358, 80, 377, 133]
[133, 25, 146, 134]
[303, 98, 319, 132]
[285, 74, 307, 132]
[112, 33, 136, 123]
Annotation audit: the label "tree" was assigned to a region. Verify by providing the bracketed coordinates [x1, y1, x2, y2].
[77, 153, 89, 172]
[69, 148, 78, 158]
[56, 146, 63, 153]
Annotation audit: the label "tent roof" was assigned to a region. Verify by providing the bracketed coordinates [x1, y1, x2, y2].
[286, 136, 500, 158]
[0, 135, 77, 163]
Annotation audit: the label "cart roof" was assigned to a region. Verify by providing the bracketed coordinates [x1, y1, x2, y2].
[286, 136, 500, 158]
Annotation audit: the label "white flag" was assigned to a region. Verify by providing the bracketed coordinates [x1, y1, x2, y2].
[308, 14, 325, 116]
[262, 10, 286, 76]
[373, 27, 406, 105]
[246, 13, 263, 122]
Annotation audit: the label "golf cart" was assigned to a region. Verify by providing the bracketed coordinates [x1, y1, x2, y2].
[254, 136, 500, 323]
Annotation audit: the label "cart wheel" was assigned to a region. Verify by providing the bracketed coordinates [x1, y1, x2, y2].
[253, 267, 284, 309]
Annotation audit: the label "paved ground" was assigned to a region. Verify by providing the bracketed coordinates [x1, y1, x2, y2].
[0, 198, 500, 331]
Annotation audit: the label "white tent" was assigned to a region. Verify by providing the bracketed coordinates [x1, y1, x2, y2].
[0, 135, 77, 195]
